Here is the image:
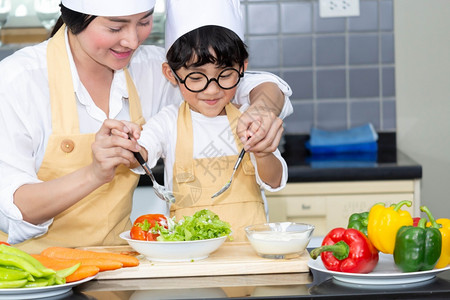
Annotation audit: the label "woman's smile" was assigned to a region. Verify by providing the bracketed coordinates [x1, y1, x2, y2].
[110, 48, 133, 60]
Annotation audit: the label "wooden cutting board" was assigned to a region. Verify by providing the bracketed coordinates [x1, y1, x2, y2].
[80, 242, 310, 280]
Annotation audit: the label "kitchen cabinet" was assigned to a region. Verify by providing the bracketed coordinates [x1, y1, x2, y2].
[266, 179, 420, 236]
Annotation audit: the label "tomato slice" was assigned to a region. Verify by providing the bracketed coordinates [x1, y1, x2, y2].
[146, 232, 160, 241]
[133, 214, 167, 228]
[130, 214, 168, 241]
[130, 225, 147, 240]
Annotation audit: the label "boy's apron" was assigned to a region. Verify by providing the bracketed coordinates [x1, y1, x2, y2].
[171, 102, 266, 242]
[8, 25, 145, 253]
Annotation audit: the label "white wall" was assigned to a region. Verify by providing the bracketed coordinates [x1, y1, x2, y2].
[395, 0, 450, 218]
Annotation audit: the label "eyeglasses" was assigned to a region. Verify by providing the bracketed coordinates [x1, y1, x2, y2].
[171, 67, 244, 93]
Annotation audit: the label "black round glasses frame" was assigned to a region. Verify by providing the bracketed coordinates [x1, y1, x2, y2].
[171, 67, 245, 93]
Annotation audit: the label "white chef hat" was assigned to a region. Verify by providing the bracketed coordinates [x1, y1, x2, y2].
[61, 0, 156, 17]
[165, 0, 244, 52]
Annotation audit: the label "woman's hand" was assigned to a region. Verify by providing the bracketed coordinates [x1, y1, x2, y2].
[237, 108, 284, 155]
[237, 82, 285, 153]
[90, 119, 142, 184]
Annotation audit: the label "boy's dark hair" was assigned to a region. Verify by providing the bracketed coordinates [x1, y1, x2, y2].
[167, 25, 248, 71]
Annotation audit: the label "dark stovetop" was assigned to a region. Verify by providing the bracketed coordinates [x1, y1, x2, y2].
[281, 133, 422, 182]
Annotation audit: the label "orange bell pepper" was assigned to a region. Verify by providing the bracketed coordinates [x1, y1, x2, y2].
[426, 210, 450, 269]
[367, 200, 413, 254]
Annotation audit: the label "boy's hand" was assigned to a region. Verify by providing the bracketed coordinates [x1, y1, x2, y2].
[91, 120, 143, 183]
[110, 120, 142, 142]
[113, 120, 144, 169]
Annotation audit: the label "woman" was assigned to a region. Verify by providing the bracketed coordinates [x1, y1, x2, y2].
[0, 0, 292, 252]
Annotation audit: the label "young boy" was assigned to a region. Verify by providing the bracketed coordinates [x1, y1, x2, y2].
[132, 0, 288, 241]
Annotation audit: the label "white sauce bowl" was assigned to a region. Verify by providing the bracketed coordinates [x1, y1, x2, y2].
[245, 222, 315, 259]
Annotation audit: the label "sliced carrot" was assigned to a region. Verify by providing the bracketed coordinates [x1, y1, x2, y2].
[31, 254, 79, 269]
[74, 258, 122, 271]
[31, 254, 100, 282]
[41, 247, 139, 267]
[65, 265, 100, 283]
[33, 253, 123, 271]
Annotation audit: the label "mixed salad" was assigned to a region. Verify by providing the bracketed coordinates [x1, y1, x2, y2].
[130, 209, 232, 242]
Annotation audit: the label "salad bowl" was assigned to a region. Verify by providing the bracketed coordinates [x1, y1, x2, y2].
[120, 231, 227, 262]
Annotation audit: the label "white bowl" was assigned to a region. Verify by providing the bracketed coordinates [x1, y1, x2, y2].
[119, 231, 227, 262]
[245, 222, 314, 259]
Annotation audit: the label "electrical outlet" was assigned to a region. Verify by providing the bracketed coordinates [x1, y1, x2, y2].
[319, 0, 360, 18]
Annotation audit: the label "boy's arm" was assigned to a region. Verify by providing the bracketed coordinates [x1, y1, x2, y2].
[254, 152, 283, 188]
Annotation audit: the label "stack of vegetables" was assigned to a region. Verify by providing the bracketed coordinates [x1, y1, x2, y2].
[0, 243, 80, 288]
[0, 243, 140, 288]
[310, 200, 449, 273]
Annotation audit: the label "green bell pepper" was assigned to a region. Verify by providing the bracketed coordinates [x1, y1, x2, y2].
[347, 211, 369, 236]
[393, 206, 442, 272]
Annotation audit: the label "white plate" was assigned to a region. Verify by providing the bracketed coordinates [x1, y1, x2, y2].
[0, 275, 96, 299]
[308, 253, 450, 285]
[120, 231, 227, 262]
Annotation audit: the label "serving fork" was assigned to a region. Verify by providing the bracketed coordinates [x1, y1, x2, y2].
[133, 151, 176, 204]
[211, 147, 246, 199]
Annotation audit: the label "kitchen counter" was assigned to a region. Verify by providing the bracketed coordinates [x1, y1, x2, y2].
[52, 250, 450, 299]
[138, 133, 422, 187]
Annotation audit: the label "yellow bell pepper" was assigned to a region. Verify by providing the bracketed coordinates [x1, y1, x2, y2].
[427, 216, 450, 269]
[367, 200, 413, 254]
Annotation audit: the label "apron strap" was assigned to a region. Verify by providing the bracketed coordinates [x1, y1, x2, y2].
[124, 68, 145, 126]
[47, 25, 79, 134]
[173, 102, 194, 183]
[224, 103, 244, 149]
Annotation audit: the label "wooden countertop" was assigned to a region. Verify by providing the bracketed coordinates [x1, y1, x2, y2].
[80, 242, 310, 280]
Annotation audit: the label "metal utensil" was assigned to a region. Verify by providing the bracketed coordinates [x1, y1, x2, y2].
[211, 148, 246, 199]
[133, 151, 176, 204]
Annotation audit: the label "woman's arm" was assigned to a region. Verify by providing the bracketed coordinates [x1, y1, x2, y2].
[239, 82, 286, 151]
[14, 120, 139, 225]
[249, 113, 285, 188]
[234, 72, 293, 154]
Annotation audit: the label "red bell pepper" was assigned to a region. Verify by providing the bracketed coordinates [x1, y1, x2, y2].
[310, 228, 379, 273]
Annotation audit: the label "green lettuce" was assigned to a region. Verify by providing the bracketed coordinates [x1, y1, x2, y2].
[155, 209, 231, 241]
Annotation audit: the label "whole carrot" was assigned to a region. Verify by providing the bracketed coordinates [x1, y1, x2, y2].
[41, 247, 139, 267]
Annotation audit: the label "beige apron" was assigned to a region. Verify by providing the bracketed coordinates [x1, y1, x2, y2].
[4, 25, 145, 253]
[171, 102, 266, 242]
